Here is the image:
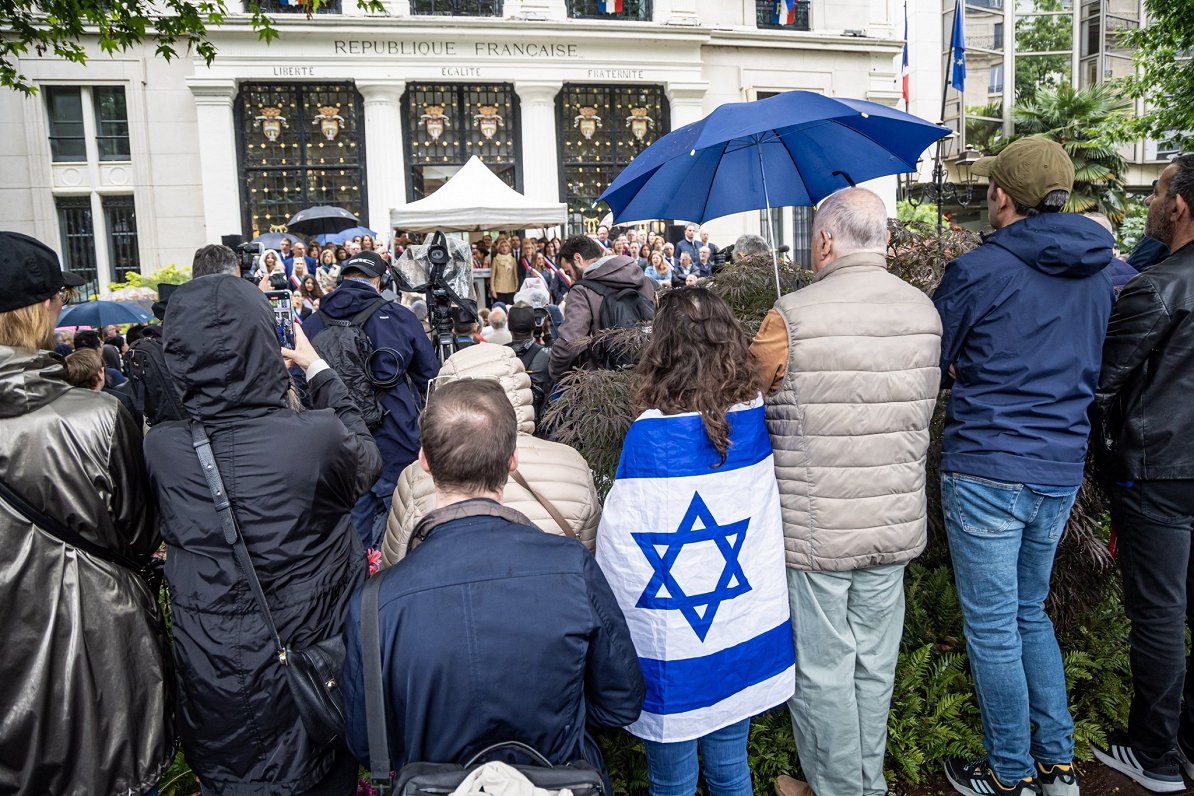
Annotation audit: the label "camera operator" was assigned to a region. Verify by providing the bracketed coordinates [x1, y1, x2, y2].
[192, 243, 240, 277]
[733, 234, 769, 262]
[302, 250, 439, 548]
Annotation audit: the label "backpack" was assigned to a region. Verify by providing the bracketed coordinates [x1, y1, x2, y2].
[580, 280, 654, 370]
[126, 333, 187, 426]
[311, 298, 389, 430]
[513, 340, 548, 425]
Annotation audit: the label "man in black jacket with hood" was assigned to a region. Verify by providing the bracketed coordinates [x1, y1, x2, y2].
[145, 274, 382, 795]
[1093, 154, 1194, 793]
[302, 250, 439, 548]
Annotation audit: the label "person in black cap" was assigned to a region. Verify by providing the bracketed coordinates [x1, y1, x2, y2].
[123, 282, 188, 426]
[451, 305, 479, 350]
[0, 231, 172, 795]
[301, 249, 439, 548]
[507, 305, 551, 427]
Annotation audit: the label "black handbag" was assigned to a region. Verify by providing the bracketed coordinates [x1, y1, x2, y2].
[190, 421, 346, 747]
[361, 516, 605, 796]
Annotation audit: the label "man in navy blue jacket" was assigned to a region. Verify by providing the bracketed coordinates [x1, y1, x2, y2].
[302, 251, 439, 547]
[933, 137, 1114, 796]
[341, 379, 645, 786]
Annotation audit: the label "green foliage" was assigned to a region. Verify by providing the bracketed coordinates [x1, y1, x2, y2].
[1012, 84, 1132, 221]
[159, 748, 197, 796]
[108, 264, 192, 292]
[896, 200, 940, 227]
[0, 0, 385, 95]
[1116, 0, 1194, 152]
[1117, 197, 1149, 252]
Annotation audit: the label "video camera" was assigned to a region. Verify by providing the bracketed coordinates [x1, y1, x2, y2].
[395, 232, 478, 364]
[711, 243, 734, 274]
[237, 242, 265, 281]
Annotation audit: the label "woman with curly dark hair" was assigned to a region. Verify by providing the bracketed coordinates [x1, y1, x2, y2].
[597, 287, 794, 796]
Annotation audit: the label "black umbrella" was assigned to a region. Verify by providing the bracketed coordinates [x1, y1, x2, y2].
[285, 206, 360, 236]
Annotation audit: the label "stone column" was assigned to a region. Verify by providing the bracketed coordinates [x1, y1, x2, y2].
[188, 78, 243, 240]
[356, 80, 407, 238]
[667, 82, 709, 129]
[515, 80, 564, 205]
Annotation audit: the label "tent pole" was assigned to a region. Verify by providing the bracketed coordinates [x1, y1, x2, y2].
[757, 144, 783, 301]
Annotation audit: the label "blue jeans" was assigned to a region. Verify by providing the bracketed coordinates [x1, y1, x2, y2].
[351, 474, 397, 549]
[942, 473, 1078, 784]
[642, 718, 753, 796]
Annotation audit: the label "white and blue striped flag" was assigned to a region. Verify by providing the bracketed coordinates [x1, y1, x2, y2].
[597, 397, 794, 743]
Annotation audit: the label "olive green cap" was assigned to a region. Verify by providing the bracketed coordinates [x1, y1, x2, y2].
[971, 136, 1075, 208]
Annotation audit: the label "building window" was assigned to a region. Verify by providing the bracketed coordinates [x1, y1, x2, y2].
[566, 0, 653, 21]
[409, 0, 503, 13]
[245, 0, 341, 13]
[103, 196, 140, 284]
[556, 84, 668, 232]
[237, 82, 366, 238]
[403, 83, 520, 201]
[94, 87, 131, 161]
[45, 87, 87, 163]
[56, 197, 99, 300]
[756, 0, 811, 31]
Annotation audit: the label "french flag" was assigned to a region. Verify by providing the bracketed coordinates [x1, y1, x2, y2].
[772, 0, 796, 25]
[597, 398, 794, 742]
[597, 0, 623, 12]
[901, 10, 910, 105]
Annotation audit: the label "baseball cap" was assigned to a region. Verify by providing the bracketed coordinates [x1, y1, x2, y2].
[340, 250, 388, 278]
[970, 137, 1075, 209]
[508, 306, 535, 335]
[0, 231, 85, 313]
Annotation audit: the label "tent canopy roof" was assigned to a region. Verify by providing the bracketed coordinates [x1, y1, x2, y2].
[390, 156, 567, 233]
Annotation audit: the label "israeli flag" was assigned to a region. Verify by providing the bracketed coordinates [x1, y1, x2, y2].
[597, 397, 794, 743]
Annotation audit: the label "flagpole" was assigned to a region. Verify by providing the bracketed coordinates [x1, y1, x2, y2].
[936, 0, 959, 238]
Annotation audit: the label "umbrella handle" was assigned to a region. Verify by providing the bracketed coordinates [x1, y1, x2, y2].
[832, 170, 857, 187]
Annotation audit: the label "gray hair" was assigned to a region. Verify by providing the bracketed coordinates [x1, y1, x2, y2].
[191, 244, 239, 277]
[489, 307, 507, 328]
[813, 188, 888, 255]
[409, 299, 428, 320]
[733, 234, 769, 258]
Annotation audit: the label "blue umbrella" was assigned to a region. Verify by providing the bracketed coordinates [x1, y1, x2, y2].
[316, 225, 378, 246]
[58, 300, 153, 328]
[598, 91, 951, 294]
[252, 231, 302, 250]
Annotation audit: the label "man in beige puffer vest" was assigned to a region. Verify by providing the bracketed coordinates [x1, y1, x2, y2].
[382, 342, 600, 566]
[751, 188, 942, 796]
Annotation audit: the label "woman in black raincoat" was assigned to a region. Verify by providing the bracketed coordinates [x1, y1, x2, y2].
[145, 275, 381, 794]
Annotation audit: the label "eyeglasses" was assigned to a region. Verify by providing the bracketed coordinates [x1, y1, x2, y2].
[58, 286, 78, 304]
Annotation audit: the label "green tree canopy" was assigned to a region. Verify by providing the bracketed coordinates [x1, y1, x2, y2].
[0, 0, 382, 94]
[1013, 82, 1131, 221]
[1118, 0, 1194, 151]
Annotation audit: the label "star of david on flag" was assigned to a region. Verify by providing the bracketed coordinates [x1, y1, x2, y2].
[596, 399, 795, 742]
[633, 493, 752, 642]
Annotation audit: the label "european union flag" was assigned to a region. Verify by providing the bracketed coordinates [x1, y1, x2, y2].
[950, 0, 966, 92]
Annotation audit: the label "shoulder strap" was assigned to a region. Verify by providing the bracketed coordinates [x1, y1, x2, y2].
[362, 572, 391, 794]
[320, 298, 387, 329]
[579, 279, 614, 298]
[510, 471, 578, 541]
[0, 475, 146, 576]
[189, 421, 287, 662]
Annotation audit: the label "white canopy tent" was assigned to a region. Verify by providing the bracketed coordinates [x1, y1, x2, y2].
[389, 155, 567, 233]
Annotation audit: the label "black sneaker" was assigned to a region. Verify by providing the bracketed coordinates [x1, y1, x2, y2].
[1177, 734, 1194, 781]
[1035, 762, 1079, 796]
[1092, 733, 1184, 793]
[945, 758, 1041, 796]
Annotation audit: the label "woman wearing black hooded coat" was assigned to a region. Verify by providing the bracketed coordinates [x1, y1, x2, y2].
[144, 275, 382, 795]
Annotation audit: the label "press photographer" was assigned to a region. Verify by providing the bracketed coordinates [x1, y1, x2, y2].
[394, 231, 480, 364]
[302, 250, 440, 548]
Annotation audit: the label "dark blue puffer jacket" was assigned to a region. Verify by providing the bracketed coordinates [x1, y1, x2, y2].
[933, 213, 1114, 487]
[302, 280, 439, 481]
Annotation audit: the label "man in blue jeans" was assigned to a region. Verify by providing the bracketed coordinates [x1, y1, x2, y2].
[932, 137, 1114, 796]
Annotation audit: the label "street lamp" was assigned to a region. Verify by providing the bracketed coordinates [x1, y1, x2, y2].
[906, 147, 983, 236]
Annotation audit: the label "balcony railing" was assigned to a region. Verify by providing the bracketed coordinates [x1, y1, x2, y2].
[566, 0, 652, 21]
[409, 0, 503, 14]
[756, 0, 810, 31]
[248, 0, 342, 13]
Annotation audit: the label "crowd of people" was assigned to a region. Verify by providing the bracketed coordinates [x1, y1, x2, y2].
[1, 142, 1193, 796]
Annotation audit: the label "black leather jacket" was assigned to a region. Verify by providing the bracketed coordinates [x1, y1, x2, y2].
[0, 347, 172, 795]
[1096, 240, 1194, 480]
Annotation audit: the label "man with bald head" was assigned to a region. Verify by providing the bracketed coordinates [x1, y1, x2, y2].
[750, 188, 942, 796]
